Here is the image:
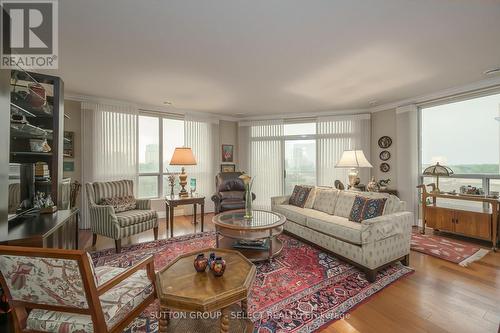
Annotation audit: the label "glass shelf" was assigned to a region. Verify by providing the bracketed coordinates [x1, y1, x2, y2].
[10, 123, 51, 139]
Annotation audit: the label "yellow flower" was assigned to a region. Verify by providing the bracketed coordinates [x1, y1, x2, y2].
[239, 174, 252, 185]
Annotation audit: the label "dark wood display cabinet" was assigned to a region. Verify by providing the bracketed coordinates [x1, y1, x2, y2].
[9, 70, 64, 206]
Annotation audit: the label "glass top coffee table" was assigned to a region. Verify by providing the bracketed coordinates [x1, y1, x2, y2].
[212, 210, 286, 262]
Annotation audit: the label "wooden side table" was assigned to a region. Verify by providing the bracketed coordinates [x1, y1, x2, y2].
[156, 248, 256, 333]
[165, 195, 205, 238]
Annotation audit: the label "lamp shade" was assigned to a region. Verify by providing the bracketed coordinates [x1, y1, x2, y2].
[423, 162, 453, 176]
[169, 147, 197, 166]
[335, 150, 373, 168]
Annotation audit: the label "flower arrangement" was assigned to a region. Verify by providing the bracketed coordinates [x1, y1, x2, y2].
[239, 173, 254, 219]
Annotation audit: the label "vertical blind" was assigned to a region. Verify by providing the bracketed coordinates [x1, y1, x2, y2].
[317, 115, 371, 186]
[185, 117, 219, 212]
[249, 121, 284, 209]
[81, 102, 138, 228]
[239, 115, 371, 209]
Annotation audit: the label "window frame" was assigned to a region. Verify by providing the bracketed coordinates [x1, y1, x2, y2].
[418, 88, 500, 195]
[137, 112, 184, 199]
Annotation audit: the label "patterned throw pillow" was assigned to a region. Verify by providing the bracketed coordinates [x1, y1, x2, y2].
[289, 185, 312, 208]
[100, 195, 136, 212]
[349, 196, 367, 222]
[349, 195, 387, 222]
[363, 198, 387, 220]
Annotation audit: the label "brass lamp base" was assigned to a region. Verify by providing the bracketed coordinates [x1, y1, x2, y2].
[178, 167, 189, 197]
[348, 168, 360, 187]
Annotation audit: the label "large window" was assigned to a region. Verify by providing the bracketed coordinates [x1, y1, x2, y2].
[420, 91, 500, 194]
[138, 115, 184, 198]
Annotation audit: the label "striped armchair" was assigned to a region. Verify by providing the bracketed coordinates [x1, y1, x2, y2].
[85, 180, 158, 253]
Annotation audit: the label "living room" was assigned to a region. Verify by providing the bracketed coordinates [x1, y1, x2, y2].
[0, 1, 499, 333]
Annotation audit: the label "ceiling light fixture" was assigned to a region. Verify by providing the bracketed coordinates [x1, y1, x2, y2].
[368, 100, 378, 106]
[484, 67, 500, 76]
[163, 101, 172, 105]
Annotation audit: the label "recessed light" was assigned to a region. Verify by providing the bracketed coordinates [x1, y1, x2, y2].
[484, 67, 500, 76]
[368, 100, 378, 106]
[163, 101, 172, 105]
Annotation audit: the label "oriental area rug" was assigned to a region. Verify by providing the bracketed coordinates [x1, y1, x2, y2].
[91, 232, 413, 333]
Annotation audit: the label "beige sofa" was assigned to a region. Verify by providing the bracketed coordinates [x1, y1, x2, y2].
[271, 188, 412, 281]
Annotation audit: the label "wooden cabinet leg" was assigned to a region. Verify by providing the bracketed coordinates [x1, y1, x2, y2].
[159, 306, 169, 333]
[92, 233, 97, 246]
[220, 307, 229, 333]
[201, 204, 205, 232]
[241, 298, 248, 316]
[170, 206, 174, 238]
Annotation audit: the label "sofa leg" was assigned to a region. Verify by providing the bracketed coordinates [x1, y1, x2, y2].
[153, 227, 159, 240]
[366, 269, 377, 283]
[115, 239, 121, 253]
[92, 234, 97, 246]
[401, 254, 410, 266]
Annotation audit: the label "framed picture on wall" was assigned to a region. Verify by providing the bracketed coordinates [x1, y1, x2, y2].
[63, 131, 74, 158]
[220, 164, 236, 173]
[221, 144, 234, 162]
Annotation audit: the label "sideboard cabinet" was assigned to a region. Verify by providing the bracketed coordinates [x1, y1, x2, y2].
[418, 185, 498, 250]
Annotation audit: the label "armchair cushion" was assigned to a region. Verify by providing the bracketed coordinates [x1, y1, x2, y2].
[116, 210, 158, 227]
[26, 269, 154, 332]
[100, 195, 136, 213]
[220, 191, 245, 201]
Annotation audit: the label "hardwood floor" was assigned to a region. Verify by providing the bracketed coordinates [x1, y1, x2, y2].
[80, 215, 500, 333]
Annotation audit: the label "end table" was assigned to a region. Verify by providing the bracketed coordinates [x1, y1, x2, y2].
[165, 195, 205, 238]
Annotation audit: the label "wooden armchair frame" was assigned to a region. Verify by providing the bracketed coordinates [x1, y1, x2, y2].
[0, 246, 156, 333]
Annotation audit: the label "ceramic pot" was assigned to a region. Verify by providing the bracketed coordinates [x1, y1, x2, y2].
[193, 253, 208, 272]
[212, 257, 226, 277]
[208, 252, 216, 270]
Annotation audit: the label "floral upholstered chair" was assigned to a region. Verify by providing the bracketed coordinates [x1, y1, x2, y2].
[0, 245, 156, 333]
[85, 180, 158, 253]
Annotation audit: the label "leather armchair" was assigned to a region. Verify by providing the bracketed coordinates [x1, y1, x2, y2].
[211, 172, 256, 214]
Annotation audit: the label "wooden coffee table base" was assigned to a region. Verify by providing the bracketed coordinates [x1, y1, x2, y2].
[217, 236, 284, 262]
[159, 303, 252, 333]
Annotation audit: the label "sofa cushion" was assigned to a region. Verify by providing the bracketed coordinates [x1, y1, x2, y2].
[289, 185, 312, 208]
[312, 188, 339, 214]
[273, 204, 318, 226]
[220, 191, 244, 201]
[304, 187, 317, 209]
[116, 210, 157, 227]
[333, 191, 358, 217]
[305, 210, 363, 245]
[93, 180, 134, 203]
[220, 200, 245, 211]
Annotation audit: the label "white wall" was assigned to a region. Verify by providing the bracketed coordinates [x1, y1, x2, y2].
[371, 109, 398, 188]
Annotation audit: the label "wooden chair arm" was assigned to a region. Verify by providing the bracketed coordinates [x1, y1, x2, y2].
[97, 255, 155, 295]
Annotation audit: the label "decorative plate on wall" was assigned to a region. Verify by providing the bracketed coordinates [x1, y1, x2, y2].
[378, 136, 392, 148]
[380, 163, 390, 173]
[379, 150, 391, 161]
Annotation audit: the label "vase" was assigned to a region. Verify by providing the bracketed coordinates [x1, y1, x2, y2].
[244, 186, 252, 219]
[208, 252, 216, 270]
[212, 257, 226, 277]
[193, 253, 208, 272]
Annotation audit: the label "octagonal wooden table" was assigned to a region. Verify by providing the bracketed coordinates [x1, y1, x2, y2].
[156, 248, 256, 333]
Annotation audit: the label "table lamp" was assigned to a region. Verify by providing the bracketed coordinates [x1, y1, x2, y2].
[169, 147, 197, 197]
[422, 162, 454, 193]
[335, 150, 373, 187]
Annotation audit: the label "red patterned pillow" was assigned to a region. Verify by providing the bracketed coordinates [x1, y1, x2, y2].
[289, 185, 312, 208]
[100, 195, 136, 212]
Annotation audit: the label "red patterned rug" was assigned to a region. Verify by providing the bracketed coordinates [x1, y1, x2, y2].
[411, 231, 489, 266]
[91, 233, 413, 333]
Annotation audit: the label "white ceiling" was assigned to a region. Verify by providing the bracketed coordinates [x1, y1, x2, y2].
[45, 0, 500, 116]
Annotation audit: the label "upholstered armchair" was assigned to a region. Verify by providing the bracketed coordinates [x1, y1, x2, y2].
[211, 172, 256, 214]
[0, 245, 156, 333]
[85, 180, 158, 253]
